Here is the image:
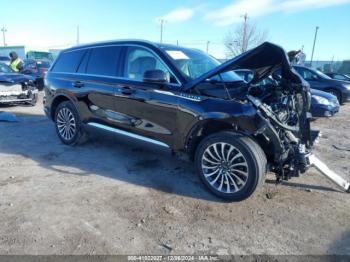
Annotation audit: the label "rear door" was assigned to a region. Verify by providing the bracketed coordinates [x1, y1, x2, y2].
[79, 45, 123, 126]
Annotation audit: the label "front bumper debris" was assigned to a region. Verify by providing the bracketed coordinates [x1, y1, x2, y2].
[307, 154, 350, 192]
[0, 84, 38, 104]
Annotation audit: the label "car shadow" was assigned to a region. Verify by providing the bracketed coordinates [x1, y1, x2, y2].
[0, 112, 221, 202]
[327, 231, 350, 255]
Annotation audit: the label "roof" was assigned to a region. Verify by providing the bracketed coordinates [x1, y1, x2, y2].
[62, 39, 199, 53]
[63, 39, 158, 52]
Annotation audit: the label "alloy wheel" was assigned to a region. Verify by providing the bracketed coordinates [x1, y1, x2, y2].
[201, 142, 249, 193]
[56, 107, 77, 141]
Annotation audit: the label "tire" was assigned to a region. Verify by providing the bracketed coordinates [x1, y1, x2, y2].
[328, 89, 342, 104]
[195, 131, 267, 201]
[54, 101, 87, 145]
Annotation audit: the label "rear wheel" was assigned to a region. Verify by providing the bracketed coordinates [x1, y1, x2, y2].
[195, 132, 267, 201]
[54, 101, 87, 145]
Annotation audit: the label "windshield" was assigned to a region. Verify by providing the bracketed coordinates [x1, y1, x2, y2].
[163, 47, 242, 82]
[0, 63, 13, 73]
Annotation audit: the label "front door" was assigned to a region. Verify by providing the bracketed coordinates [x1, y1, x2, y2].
[111, 46, 180, 148]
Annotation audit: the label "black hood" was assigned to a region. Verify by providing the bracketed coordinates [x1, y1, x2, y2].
[185, 42, 305, 90]
[0, 73, 35, 84]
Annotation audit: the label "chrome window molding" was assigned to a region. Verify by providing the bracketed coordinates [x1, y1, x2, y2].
[53, 43, 182, 86]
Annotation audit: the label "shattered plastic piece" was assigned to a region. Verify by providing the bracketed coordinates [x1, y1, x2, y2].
[0, 112, 19, 122]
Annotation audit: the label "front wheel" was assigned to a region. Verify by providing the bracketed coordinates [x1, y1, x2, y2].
[195, 132, 267, 201]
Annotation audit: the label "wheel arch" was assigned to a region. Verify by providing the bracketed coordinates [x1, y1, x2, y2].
[185, 119, 238, 160]
[50, 94, 76, 120]
[326, 88, 342, 103]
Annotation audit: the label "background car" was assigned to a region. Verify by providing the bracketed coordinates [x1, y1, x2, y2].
[26, 51, 54, 62]
[0, 62, 38, 106]
[293, 65, 350, 104]
[0, 56, 11, 65]
[22, 59, 51, 90]
[234, 69, 339, 118]
[325, 72, 350, 82]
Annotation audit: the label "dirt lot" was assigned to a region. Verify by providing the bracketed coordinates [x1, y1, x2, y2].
[0, 93, 349, 255]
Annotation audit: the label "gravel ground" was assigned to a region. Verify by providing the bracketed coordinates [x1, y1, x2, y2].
[0, 93, 349, 255]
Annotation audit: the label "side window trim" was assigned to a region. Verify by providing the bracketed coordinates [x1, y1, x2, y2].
[50, 43, 181, 87]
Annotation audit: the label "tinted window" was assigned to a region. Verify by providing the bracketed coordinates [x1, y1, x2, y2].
[77, 50, 90, 74]
[124, 47, 176, 83]
[86, 46, 121, 77]
[52, 50, 86, 73]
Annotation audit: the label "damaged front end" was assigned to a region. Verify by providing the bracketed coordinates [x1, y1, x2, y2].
[247, 81, 313, 181]
[0, 77, 38, 104]
[187, 42, 316, 182]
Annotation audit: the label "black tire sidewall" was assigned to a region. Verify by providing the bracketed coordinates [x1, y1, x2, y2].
[54, 101, 82, 145]
[195, 132, 262, 201]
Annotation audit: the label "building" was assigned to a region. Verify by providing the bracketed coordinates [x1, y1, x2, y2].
[0, 45, 26, 59]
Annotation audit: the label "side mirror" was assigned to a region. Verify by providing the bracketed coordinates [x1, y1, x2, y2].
[143, 70, 167, 84]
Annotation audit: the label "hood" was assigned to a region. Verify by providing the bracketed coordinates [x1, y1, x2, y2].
[310, 88, 337, 100]
[0, 73, 35, 84]
[185, 42, 305, 90]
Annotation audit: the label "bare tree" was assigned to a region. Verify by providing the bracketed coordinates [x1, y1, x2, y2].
[224, 14, 268, 58]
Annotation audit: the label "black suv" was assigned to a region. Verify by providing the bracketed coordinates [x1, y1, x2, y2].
[44, 41, 313, 201]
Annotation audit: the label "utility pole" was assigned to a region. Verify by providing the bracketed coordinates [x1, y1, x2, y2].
[206, 41, 210, 54]
[241, 13, 249, 53]
[310, 26, 319, 67]
[1, 26, 7, 47]
[76, 25, 80, 45]
[160, 19, 165, 43]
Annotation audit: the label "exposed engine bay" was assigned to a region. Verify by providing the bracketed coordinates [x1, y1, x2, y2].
[192, 42, 315, 182]
[187, 42, 349, 192]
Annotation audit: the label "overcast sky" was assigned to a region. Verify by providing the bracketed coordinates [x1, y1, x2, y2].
[1, 0, 349, 60]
